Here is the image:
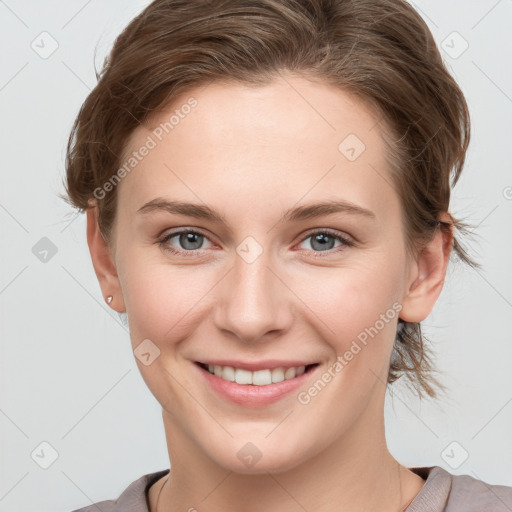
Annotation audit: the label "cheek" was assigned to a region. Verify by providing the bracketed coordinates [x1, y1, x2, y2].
[300, 257, 404, 365]
[119, 251, 216, 349]
[118, 254, 215, 402]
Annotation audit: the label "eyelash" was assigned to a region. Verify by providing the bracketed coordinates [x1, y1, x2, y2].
[157, 228, 355, 258]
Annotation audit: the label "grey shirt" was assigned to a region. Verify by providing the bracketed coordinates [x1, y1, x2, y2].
[71, 466, 512, 512]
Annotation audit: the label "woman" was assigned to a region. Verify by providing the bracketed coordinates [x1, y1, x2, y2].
[63, 0, 512, 511]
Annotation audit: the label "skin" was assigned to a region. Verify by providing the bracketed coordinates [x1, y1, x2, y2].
[87, 73, 452, 512]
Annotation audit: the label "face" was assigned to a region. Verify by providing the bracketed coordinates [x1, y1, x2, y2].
[91, 73, 441, 475]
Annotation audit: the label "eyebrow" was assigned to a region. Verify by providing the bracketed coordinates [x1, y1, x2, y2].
[137, 197, 376, 225]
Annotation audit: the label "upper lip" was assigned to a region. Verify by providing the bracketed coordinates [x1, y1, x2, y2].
[196, 360, 318, 371]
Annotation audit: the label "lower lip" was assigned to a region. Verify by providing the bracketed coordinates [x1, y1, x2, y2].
[194, 363, 319, 407]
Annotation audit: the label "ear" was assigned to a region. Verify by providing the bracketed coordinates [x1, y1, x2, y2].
[86, 206, 126, 313]
[400, 218, 453, 323]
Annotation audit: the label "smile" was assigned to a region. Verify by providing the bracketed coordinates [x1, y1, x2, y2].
[193, 359, 320, 407]
[196, 362, 318, 386]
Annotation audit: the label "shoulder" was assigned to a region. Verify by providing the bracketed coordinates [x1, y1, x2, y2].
[445, 467, 512, 511]
[410, 465, 512, 512]
[70, 469, 170, 512]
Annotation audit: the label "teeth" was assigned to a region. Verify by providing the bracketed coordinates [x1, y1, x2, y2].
[252, 369, 271, 385]
[235, 368, 253, 384]
[205, 364, 308, 385]
[284, 367, 296, 379]
[271, 367, 284, 383]
[221, 366, 235, 381]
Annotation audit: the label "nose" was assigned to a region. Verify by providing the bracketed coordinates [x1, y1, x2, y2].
[213, 248, 293, 344]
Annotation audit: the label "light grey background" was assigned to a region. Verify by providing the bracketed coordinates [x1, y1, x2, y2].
[0, 1, 511, 511]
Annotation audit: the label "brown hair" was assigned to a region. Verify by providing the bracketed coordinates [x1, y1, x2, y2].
[61, 0, 480, 399]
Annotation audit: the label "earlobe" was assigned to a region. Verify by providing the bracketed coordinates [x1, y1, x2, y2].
[86, 207, 126, 313]
[399, 222, 453, 323]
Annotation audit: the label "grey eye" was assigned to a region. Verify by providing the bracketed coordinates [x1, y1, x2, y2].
[299, 232, 342, 252]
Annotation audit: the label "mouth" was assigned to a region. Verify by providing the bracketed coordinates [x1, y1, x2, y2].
[193, 359, 321, 407]
[194, 361, 320, 386]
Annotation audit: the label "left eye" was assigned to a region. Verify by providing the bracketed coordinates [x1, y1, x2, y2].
[297, 230, 353, 253]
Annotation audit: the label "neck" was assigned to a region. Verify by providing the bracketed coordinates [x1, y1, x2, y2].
[153, 387, 425, 512]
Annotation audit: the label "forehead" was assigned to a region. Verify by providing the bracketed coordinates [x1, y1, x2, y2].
[117, 74, 398, 223]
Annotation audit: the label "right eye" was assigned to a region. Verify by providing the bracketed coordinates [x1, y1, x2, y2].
[158, 229, 214, 255]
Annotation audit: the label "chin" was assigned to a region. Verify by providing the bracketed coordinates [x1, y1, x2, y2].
[206, 437, 312, 475]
